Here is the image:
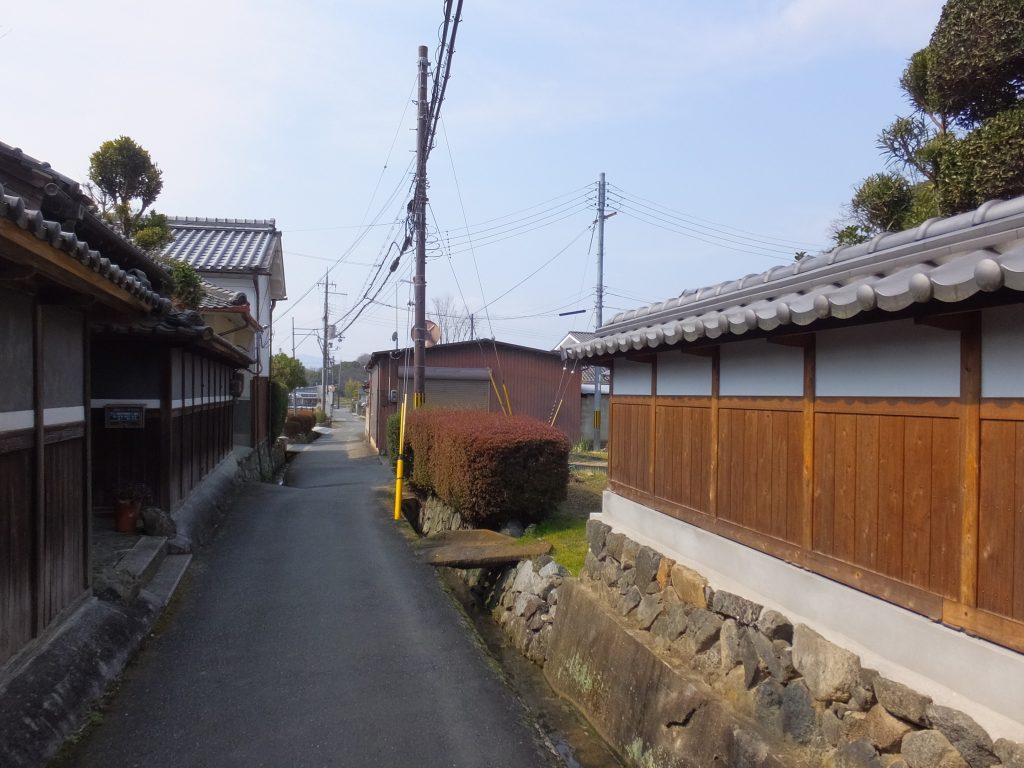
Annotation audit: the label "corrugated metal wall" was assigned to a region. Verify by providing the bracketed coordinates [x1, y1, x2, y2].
[368, 343, 581, 454]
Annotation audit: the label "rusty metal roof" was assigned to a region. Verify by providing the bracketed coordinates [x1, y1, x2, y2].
[0, 183, 169, 312]
[563, 196, 1024, 361]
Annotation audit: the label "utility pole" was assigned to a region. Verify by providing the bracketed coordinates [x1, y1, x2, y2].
[413, 44, 429, 408]
[592, 173, 607, 448]
[291, 317, 296, 359]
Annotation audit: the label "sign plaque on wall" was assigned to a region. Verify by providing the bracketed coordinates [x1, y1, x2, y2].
[104, 404, 146, 429]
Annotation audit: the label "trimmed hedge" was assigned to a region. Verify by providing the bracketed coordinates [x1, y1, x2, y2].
[406, 409, 569, 528]
[283, 411, 317, 438]
[387, 412, 404, 470]
[270, 380, 289, 439]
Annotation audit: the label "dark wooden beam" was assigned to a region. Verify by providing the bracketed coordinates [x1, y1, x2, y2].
[0, 261, 37, 282]
[959, 312, 981, 608]
[769, 332, 815, 348]
[0, 219, 150, 315]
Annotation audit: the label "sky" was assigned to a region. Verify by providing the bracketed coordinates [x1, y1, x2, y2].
[5, 1, 946, 368]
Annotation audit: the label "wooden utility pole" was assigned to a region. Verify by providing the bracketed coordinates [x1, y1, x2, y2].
[592, 173, 606, 447]
[413, 44, 429, 408]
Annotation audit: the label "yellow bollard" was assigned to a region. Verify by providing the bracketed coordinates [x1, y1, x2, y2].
[393, 394, 409, 521]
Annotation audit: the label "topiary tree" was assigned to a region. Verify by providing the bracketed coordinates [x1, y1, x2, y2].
[927, 0, 1024, 128]
[88, 136, 172, 250]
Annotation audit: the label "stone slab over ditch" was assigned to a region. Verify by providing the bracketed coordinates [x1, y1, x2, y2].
[413, 529, 551, 568]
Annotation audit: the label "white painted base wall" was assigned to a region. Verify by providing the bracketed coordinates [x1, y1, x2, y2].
[597, 490, 1024, 742]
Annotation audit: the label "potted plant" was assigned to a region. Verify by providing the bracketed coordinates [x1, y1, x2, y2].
[113, 482, 150, 533]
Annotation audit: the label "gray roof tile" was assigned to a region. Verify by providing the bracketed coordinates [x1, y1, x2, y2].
[164, 217, 279, 273]
[563, 196, 1024, 361]
[0, 182, 168, 312]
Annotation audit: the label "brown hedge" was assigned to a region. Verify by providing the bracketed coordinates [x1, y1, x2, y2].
[283, 411, 317, 438]
[406, 408, 569, 528]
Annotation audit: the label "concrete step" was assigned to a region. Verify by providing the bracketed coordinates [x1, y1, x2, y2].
[115, 536, 168, 588]
[143, 553, 192, 607]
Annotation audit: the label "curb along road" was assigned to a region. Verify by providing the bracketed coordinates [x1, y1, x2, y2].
[61, 412, 558, 768]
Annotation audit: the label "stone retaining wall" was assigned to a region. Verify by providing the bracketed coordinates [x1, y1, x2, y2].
[578, 519, 1024, 768]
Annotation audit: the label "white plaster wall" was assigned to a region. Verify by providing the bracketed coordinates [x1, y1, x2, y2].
[200, 273, 272, 376]
[719, 339, 803, 397]
[613, 360, 652, 396]
[816, 319, 960, 398]
[657, 352, 712, 396]
[982, 304, 1024, 398]
[597, 492, 1024, 742]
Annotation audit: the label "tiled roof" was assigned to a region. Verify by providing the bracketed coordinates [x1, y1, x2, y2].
[564, 196, 1024, 361]
[0, 183, 169, 312]
[581, 366, 611, 386]
[164, 217, 279, 273]
[199, 280, 247, 310]
[94, 310, 254, 366]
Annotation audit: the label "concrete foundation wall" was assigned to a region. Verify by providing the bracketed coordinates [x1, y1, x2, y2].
[598, 490, 1024, 744]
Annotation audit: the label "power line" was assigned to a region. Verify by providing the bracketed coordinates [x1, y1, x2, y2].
[608, 183, 827, 251]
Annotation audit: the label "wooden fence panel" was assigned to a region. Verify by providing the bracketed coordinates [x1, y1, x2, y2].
[610, 400, 652, 494]
[0, 447, 34, 667]
[813, 411, 961, 599]
[42, 437, 86, 626]
[654, 402, 711, 512]
[978, 419, 1024, 622]
[717, 407, 803, 543]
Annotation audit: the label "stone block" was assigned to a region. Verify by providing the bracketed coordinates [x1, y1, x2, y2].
[650, 604, 689, 642]
[604, 531, 625, 561]
[586, 519, 610, 556]
[601, 559, 623, 587]
[635, 593, 663, 630]
[655, 557, 675, 589]
[821, 707, 846, 747]
[773, 640, 796, 681]
[634, 545, 662, 588]
[670, 563, 708, 607]
[792, 624, 861, 702]
[757, 609, 794, 643]
[539, 560, 569, 579]
[528, 612, 546, 631]
[711, 589, 764, 625]
[846, 704, 912, 753]
[925, 704, 997, 768]
[617, 568, 637, 594]
[747, 627, 784, 682]
[873, 677, 931, 727]
[879, 757, 908, 768]
[514, 593, 545, 621]
[619, 585, 642, 616]
[781, 679, 817, 744]
[512, 561, 535, 593]
[620, 538, 640, 569]
[995, 738, 1024, 768]
[901, 729, 969, 768]
[753, 678, 785, 734]
[530, 571, 557, 600]
[686, 608, 723, 654]
[582, 550, 600, 579]
[830, 740, 884, 768]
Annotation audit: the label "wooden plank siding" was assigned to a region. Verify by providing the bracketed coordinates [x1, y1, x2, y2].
[0, 446, 34, 665]
[606, 321, 1024, 653]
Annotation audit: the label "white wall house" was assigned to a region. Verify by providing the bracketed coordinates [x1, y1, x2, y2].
[164, 218, 286, 447]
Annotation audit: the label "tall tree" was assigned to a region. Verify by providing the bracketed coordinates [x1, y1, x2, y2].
[833, 0, 1024, 245]
[87, 136, 172, 250]
[271, 353, 307, 392]
[430, 294, 473, 344]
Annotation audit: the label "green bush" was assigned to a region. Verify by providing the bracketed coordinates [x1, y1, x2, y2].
[314, 407, 328, 424]
[283, 412, 316, 438]
[270, 380, 288, 438]
[406, 409, 569, 529]
[386, 413, 406, 471]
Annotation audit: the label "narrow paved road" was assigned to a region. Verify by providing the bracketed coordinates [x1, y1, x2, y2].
[66, 412, 557, 768]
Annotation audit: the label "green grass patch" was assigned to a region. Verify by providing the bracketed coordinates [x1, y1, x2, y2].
[520, 471, 606, 575]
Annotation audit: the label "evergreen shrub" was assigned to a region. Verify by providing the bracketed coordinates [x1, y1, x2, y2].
[270, 380, 289, 438]
[406, 409, 569, 528]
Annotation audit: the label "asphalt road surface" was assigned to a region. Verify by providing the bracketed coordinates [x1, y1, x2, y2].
[65, 412, 557, 768]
